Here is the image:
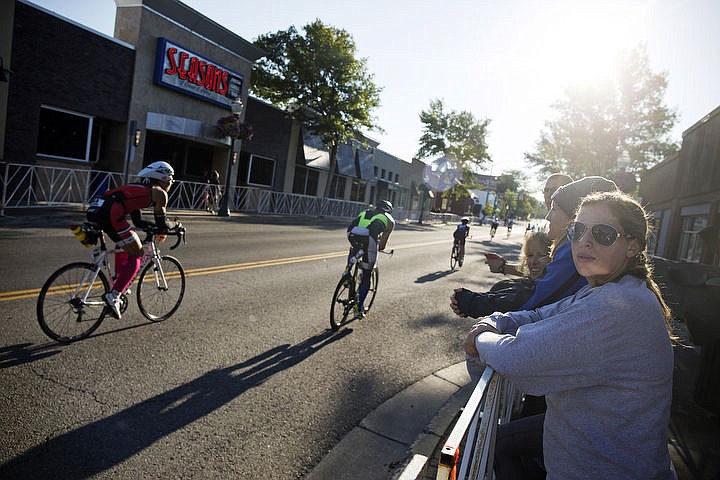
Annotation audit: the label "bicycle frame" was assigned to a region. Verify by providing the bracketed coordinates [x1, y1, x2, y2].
[74, 227, 177, 304]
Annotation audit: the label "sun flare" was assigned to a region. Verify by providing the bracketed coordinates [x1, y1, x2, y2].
[534, 1, 648, 85]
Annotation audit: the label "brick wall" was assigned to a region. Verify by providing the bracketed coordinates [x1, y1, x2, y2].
[5, 2, 134, 164]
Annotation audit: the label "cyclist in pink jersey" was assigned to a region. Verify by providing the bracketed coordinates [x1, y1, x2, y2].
[87, 161, 179, 319]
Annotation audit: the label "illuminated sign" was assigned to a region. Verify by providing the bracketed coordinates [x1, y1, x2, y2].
[154, 38, 244, 108]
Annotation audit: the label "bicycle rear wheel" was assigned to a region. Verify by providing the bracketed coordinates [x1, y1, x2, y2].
[363, 267, 379, 313]
[450, 245, 458, 270]
[137, 255, 186, 321]
[330, 274, 355, 331]
[36, 262, 109, 343]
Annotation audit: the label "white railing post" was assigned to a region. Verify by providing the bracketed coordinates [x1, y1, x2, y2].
[436, 367, 516, 480]
[1, 162, 8, 216]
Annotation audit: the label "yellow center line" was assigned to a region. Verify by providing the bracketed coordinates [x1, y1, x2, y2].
[1, 239, 450, 302]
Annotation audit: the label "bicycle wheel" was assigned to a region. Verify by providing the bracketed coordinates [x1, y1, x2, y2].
[363, 267, 379, 313]
[330, 273, 357, 331]
[137, 255, 186, 321]
[36, 262, 109, 343]
[450, 245, 458, 270]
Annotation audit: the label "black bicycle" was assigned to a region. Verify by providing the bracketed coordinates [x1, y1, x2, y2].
[330, 247, 392, 331]
[450, 241, 462, 270]
[37, 222, 186, 343]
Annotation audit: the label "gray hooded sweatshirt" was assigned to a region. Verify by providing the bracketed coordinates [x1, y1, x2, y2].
[475, 275, 676, 479]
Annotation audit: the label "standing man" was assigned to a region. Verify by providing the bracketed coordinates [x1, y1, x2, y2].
[346, 200, 395, 319]
[543, 173, 573, 210]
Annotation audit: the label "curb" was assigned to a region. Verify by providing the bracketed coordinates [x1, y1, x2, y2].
[306, 362, 472, 480]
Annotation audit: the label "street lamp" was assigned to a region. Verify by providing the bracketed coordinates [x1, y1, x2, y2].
[217, 97, 246, 217]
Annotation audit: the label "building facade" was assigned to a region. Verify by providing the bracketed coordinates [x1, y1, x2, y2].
[2, 0, 428, 218]
[640, 105, 720, 266]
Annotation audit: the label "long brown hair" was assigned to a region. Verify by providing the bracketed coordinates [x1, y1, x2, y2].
[578, 191, 673, 324]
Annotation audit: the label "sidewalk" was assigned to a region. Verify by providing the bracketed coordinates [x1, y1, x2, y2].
[304, 342, 720, 480]
[306, 362, 473, 480]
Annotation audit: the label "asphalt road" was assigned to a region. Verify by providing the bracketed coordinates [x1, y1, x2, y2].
[0, 212, 528, 479]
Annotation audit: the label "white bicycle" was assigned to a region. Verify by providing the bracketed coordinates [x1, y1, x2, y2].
[36, 222, 187, 343]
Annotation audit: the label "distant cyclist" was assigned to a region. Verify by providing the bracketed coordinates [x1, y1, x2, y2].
[490, 218, 499, 239]
[453, 217, 471, 266]
[86, 161, 180, 319]
[346, 200, 395, 319]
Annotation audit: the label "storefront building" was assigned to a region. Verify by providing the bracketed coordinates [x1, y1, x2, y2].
[2, 0, 428, 218]
[3, 0, 134, 173]
[640, 105, 720, 266]
[113, 0, 264, 185]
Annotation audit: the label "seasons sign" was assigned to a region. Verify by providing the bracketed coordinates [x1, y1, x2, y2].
[154, 38, 243, 108]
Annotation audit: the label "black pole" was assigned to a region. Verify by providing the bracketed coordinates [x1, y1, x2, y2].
[217, 137, 235, 217]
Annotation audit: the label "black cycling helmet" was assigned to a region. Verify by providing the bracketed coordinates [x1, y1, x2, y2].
[378, 200, 393, 213]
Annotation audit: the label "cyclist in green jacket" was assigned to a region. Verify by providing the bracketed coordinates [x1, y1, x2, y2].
[346, 200, 395, 318]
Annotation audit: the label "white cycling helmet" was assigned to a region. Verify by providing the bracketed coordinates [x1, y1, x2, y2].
[137, 161, 174, 183]
[378, 200, 393, 213]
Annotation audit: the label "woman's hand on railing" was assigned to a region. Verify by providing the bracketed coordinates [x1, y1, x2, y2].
[463, 321, 499, 357]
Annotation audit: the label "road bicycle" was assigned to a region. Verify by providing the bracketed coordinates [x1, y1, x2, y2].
[36, 222, 187, 343]
[450, 235, 471, 270]
[330, 247, 393, 331]
[450, 241, 462, 270]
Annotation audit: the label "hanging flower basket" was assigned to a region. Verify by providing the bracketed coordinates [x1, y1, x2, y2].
[216, 114, 254, 141]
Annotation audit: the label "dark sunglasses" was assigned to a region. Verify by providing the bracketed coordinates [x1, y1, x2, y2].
[566, 221, 631, 247]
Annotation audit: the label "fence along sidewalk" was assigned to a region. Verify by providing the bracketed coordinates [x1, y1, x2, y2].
[0, 163, 376, 218]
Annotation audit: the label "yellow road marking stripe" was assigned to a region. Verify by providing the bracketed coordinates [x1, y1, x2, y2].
[1, 239, 449, 302]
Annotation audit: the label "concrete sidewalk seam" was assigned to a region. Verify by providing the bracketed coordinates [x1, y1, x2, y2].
[357, 424, 410, 448]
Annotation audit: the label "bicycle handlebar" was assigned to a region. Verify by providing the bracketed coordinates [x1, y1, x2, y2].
[168, 225, 186, 250]
[141, 222, 186, 250]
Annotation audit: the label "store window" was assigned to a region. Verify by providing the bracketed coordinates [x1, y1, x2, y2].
[678, 214, 708, 263]
[145, 131, 212, 181]
[247, 155, 275, 187]
[328, 174, 347, 199]
[37, 105, 93, 162]
[293, 166, 319, 196]
[350, 179, 366, 202]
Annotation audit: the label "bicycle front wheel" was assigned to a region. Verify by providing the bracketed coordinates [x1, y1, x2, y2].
[36, 262, 110, 343]
[330, 275, 355, 331]
[137, 255, 186, 321]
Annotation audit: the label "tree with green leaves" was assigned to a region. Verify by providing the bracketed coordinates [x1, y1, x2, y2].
[525, 45, 678, 184]
[493, 170, 538, 219]
[416, 99, 491, 198]
[252, 20, 382, 198]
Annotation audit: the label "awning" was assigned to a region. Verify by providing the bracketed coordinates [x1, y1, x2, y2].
[357, 148, 375, 180]
[302, 130, 330, 170]
[336, 142, 356, 176]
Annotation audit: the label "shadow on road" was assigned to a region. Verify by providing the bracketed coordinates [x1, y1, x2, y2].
[415, 270, 458, 283]
[0, 329, 351, 479]
[0, 342, 62, 368]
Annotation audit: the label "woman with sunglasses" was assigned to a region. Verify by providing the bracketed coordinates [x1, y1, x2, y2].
[460, 176, 617, 320]
[463, 190, 676, 479]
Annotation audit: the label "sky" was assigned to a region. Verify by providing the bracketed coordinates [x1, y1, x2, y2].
[26, 0, 720, 195]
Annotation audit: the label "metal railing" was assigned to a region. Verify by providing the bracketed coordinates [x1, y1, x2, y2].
[436, 367, 516, 480]
[0, 163, 403, 219]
